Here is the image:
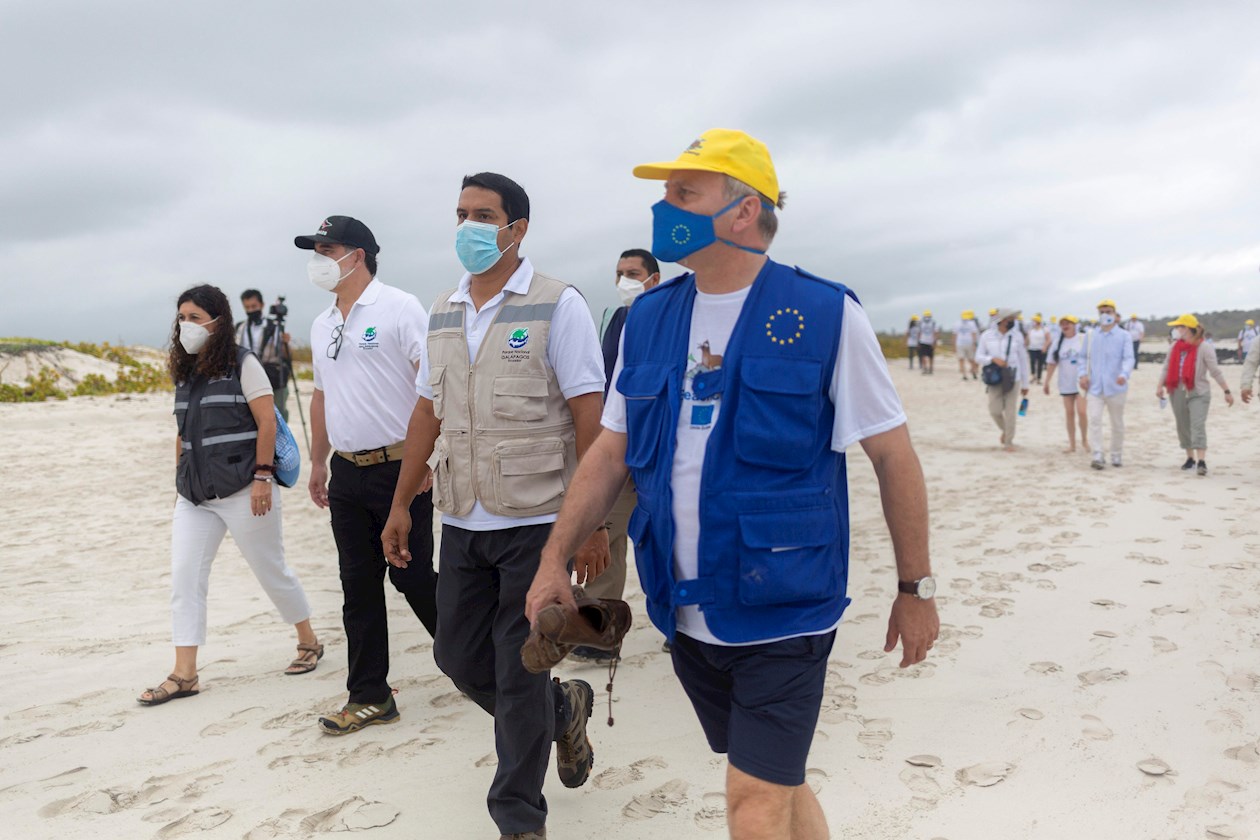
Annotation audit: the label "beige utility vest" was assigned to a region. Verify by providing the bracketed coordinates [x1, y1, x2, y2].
[426, 272, 577, 518]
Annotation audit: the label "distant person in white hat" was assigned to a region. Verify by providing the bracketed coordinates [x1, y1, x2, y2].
[976, 308, 1029, 451]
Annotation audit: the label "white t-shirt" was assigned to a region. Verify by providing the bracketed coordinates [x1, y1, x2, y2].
[1048, 332, 1086, 395]
[954, 320, 979, 348]
[918, 318, 937, 343]
[416, 257, 605, 532]
[1026, 325, 1050, 352]
[1127, 319, 1146, 341]
[603, 291, 907, 646]
[311, 278, 429, 452]
[239, 353, 273, 402]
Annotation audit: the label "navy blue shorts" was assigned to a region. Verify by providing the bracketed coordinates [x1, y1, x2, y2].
[670, 630, 835, 787]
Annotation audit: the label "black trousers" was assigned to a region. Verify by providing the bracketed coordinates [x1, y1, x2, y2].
[328, 456, 437, 705]
[1029, 349, 1047, 380]
[434, 523, 570, 835]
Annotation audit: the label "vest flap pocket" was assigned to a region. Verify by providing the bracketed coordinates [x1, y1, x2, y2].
[492, 375, 549, 422]
[492, 438, 568, 510]
[617, 363, 671, 399]
[738, 507, 839, 606]
[742, 356, 820, 395]
[429, 365, 446, 419]
[735, 356, 824, 469]
[617, 363, 674, 469]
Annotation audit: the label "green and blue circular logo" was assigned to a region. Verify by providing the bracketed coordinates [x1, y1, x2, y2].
[362, 327, 377, 342]
[507, 328, 529, 349]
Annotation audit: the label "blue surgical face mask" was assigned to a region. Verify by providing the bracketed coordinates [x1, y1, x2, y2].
[650, 197, 769, 263]
[455, 219, 519, 275]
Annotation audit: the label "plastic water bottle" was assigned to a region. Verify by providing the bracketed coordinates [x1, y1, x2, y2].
[1018, 398, 1029, 417]
[1159, 397, 1167, 409]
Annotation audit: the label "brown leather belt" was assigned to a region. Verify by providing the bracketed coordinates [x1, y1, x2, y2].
[335, 443, 405, 467]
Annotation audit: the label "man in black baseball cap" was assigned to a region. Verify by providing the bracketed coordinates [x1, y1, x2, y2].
[295, 215, 380, 255]
[298, 213, 439, 737]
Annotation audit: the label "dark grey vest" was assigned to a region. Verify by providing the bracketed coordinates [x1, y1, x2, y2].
[174, 347, 259, 505]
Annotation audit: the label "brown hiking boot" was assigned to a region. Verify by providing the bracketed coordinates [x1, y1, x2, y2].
[499, 829, 545, 839]
[521, 589, 632, 674]
[554, 678, 594, 788]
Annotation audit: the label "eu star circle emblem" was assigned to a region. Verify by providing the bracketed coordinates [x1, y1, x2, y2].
[765, 308, 805, 345]
[671, 224, 691, 245]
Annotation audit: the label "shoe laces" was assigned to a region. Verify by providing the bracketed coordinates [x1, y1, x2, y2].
[605, 646, 621, 727]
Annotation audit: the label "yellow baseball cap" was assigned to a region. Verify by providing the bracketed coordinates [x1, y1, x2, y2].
[923, 309, 932, 317]
[962, 309, 975, 319]
[1247, 319, 1256, 326]
[1097, 298, 1117, 309]
[988, 307, 998, 315]
[633, 129, 780, 205]
[1167, 314, 1199, 329]
[1032, 314, 1043, 322]
[1059, 314, 1079, 324]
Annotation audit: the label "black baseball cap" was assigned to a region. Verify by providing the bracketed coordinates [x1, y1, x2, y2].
[294, 215, 380, 255]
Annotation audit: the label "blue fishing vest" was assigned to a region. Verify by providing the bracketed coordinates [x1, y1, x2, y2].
[618, 259, 854, 643]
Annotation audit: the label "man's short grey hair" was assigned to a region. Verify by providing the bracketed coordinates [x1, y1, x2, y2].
[722, 176, 786, 246]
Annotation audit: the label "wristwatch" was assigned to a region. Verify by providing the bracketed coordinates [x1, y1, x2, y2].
[898, 576, 937, 600]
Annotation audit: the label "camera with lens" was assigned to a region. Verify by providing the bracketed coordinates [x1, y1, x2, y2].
[269, 296, 288, 323]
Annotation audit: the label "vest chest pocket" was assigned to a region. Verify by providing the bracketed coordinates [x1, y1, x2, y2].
[198, 395, 250, 436]
[735, 357, 823, 470]
[492, 438, 568, 511]
[492, 375, 549, 422]
[617, 363, 673, 469]
[429, 365, 447, 420]
[737, 506, 839, 606]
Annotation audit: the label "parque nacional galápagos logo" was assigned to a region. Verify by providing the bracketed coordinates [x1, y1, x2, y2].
[507, 328, 529, 349]
[362, 327, 377, 342]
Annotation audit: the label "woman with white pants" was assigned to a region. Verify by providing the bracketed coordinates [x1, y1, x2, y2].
[139, 285, 321, 706]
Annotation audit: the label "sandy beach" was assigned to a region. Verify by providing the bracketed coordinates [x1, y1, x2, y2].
[2, 357, 1258, 839]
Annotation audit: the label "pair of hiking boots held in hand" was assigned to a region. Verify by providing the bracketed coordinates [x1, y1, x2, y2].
[521, 586, 632, 674]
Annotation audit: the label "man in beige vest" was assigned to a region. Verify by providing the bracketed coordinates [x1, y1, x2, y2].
[382, 172, 609, 840]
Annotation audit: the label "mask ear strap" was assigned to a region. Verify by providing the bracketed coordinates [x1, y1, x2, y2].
[714, 195, 771, 255]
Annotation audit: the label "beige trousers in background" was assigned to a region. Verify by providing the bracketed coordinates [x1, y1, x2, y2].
[583, 476, 637, 601]
[986, 385, 1019, 445]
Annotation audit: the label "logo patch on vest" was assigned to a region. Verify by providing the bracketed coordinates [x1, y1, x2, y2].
[766, 309, 804, 346]
[507, 328, 529, 349]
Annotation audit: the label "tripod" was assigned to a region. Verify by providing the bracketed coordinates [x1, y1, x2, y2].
[270, 297, 312, 454]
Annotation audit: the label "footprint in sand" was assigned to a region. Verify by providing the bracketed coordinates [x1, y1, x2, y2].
[956, 762, 1013, 787]
[805, 768, 828, 794]
[1078, 668, 1128, 686]
[200, 707, 262, 738]
[1206, 825, 1246, 838]
[1051, 531, 1082, 545]
[1151, 605, 1190, 616]
[693, 792, 727, 831]
[1080, 715, 1113, 741]
[1134, 536, 1161, 544]
[593, 756, 669, 790]
[1136, 757, 1174, 777]
[1092, 631, 1117, 639]
[1090, 599, 1125, 609]
[1183, 779, 1242, 809]
[54, 719, 125, 738]
[856, 718, 893, 756]
[475, 752, 498, 768]
[1150, 636, 1178, 653]
[1224, 741, 1260, 763]
[622, 779, 690, 820]
[299, 797, 399, 833]
[1028, 661, 1062, 675]
[899, 765, 943, 797]
[1225, 672, 1260, 692]
[156, 807, 233, 838]
[430, 691, 471, 708]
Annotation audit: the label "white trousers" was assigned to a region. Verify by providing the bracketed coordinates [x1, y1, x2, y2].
[1087, 392, 1127, 458]
[171, 484, 310, 646]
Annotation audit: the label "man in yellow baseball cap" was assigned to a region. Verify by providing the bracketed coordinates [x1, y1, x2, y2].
[527, 129, 939, 840]
[1238, 317, 1258, 363]
[1081, 298, 1134, 469]
[955, 309, 981, 380]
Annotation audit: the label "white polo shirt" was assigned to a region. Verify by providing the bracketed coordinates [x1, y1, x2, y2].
[311, 278, 429, 452]
[416, 256, 605, 532]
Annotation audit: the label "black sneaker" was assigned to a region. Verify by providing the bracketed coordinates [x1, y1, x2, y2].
[1181, 458, 1195, 470]
[554, 679, 594, 788]
[1197, 460, 1207, 476]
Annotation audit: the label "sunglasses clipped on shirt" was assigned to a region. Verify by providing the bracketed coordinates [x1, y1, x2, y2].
[327, 324, 344, 360]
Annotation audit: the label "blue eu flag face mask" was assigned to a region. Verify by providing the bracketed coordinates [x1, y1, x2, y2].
[455, 219, 520, 275]
[650, 197, 768, 263]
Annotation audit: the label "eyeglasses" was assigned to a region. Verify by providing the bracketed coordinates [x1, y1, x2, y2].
[327, 324, 344, 360]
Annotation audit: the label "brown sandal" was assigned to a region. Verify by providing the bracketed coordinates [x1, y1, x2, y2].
[285, 643, 324, 675]
[138, 673, 199, 706]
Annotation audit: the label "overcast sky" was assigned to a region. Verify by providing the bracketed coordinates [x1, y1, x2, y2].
[3, 0, 1258, 347]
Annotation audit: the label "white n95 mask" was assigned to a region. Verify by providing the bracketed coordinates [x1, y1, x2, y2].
[616, 275, 646, 306]
[308, 251, 356, 292]
[178, 318, 216, 354]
